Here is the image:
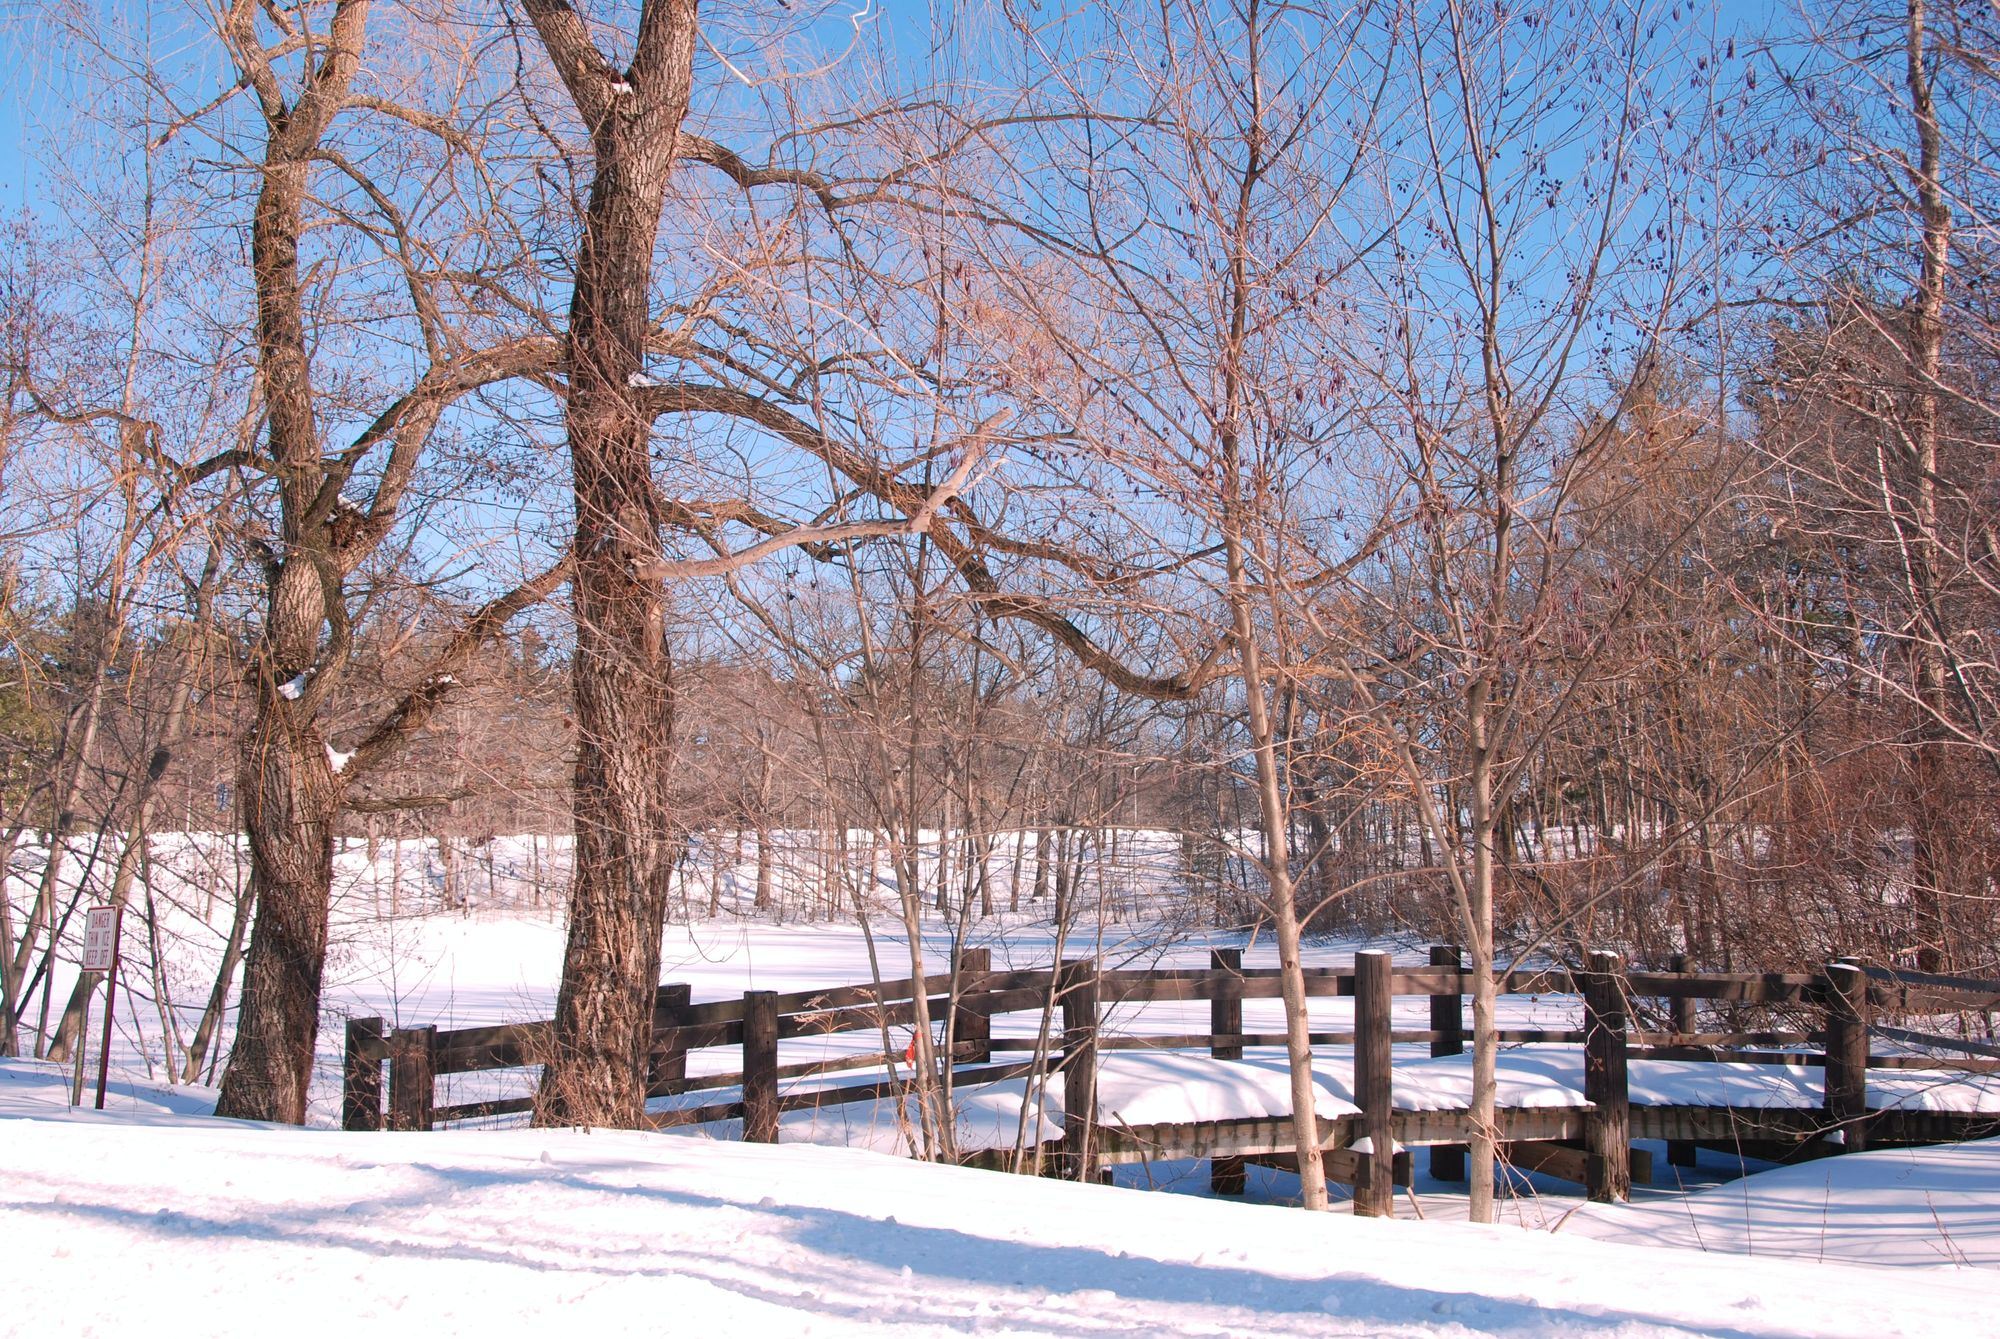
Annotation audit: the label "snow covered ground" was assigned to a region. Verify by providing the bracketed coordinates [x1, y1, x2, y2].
[11, 833, 2000, 1333]
[3, 828, 1263, 1111]
[1569, 1137, 2000, 1270]
[8, 840, 1581, 1128]
[4, 1069, 1999, 1338]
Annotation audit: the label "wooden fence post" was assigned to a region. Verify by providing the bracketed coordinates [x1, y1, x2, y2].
[1209, 946, 1245, 1195]
[743, 989, 780, 1144]
[1210, 947, 1244, 1061]
[1823, 960, 1871, 1153]
[1060, 957, 1100, 1183]
[649, 983, 691, 1096]
[1667, 953, 1698, 1036]
[953, 947, 992, 1065]
[1354, 950, 1395, 1217]
[387, 1025, 435, 1132]
[343, 1016, 385, 1132]
[1582, 950, 1631, 1203]
[1427, 945, 1465, 1182]
[1665, 953, 1698, 1169]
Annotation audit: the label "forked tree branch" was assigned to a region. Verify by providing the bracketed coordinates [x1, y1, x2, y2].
[340, 554, 573, 779]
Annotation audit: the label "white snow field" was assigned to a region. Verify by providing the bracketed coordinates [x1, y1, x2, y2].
[1569, 1136, 2000, 1270]
[10, 832, 2000, 1334]
[4, 1072, 2000, 1339]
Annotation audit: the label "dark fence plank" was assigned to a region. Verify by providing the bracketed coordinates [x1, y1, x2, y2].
[778, 997, 946, 1040]
[1628, 1031, 1816, 1048]
[1623, 971, 1819, 1003]
[954, 948, 992, 1065]
[648, 1098, 743, 1129]
[742, 990, 780, 1144]
[1582, 951, 1630, 1203]
[433, 1096, 536, 1123]
[388, 1025, 436, 1133]
[1428, 946, 1465, 1182]
[1824, 962, 1871, 1152]
[343, 1017, 386, 1132]
[965, 986, 1062, 1018]
[1871, 1024, 2000, 1061]
[1862, 964, 2000, 1012]
[1354, 950, 1394, 1218]
[1061, 958, 1100, 1182]
[765, 971, 960, 1016]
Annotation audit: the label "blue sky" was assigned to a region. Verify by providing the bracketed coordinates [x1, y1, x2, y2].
[0, 0, 1801, 219]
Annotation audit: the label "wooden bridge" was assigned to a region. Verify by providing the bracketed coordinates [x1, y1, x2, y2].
[340, 947, 2000, 1216]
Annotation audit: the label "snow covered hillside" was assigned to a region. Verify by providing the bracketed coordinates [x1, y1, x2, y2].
[11, 849, 2000, 1335]
[1569, 1136, 2000, 1269]
[5, 1081, 1999, 1339]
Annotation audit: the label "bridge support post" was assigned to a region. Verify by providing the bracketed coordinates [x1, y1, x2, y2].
[387, 1025, 435, 1132]
[1427, 945, 1465, 1182]
[743, 989, 780, 1144]
[1824, 960, 1871, 1153]
[343, 1016, 386, 1132]
[1354, 950, 1394, 1217]
[1209, 947, 1246, 1195]
[1583, 950, 1631, 1203]
[1060, 958, 1099, 1182]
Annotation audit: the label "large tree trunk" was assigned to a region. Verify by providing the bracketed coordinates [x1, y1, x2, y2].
[209, 0, 554, 1118]
[530, 0, 698, 1128]
[212, 0, 367, 1118]
[215, 702, 340, 1122]
[535, 274, 680, 1126]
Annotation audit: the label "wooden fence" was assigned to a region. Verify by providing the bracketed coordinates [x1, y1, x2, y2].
[341, 947, 2000, 1214]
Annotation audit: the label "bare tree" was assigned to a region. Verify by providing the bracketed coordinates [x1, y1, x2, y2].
[996, 0, 1401, 1208]
[1310, 0, 1724, 1222]
[63, 0, 577, 1121]
[1749, 0, 2000, 972]
[510, 0, 1223, 1126]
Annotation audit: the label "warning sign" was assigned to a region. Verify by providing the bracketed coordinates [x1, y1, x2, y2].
[82, 906, 116, 972]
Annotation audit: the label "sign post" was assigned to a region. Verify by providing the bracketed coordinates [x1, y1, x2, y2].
[69, 997, 88, 1107]
[81, 904, 122, 1110]
[81, 907, 117, 972]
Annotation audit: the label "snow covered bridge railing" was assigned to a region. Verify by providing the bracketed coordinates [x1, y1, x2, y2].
[342, 948, 1052, 1137]
[340, 948, 2000, 1214]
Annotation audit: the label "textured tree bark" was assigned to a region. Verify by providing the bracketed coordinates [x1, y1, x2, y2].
[1899, 0, 1956, 973]
[212, 0, 559, 1120]
[526, 0, 699, 1129]
[218, 697, 341, 1122]
[212, 0, 368, 1122]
